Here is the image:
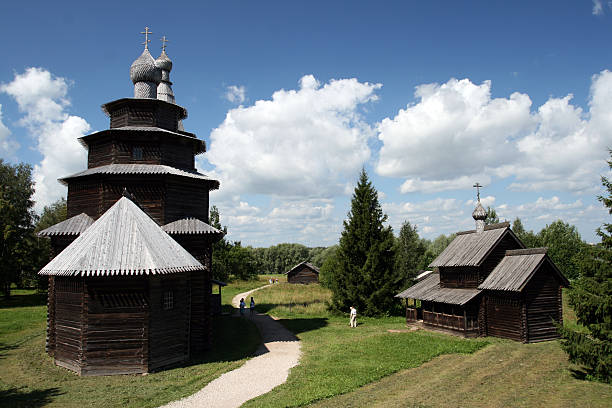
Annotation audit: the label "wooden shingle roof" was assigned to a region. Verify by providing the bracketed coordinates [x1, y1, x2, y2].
[37, 213, 94, 237]
[59, 164, 219, 189]
[39, 197, 203, 277]
[395, 274, 481, 305]
[429, 222, 522, 267]
[162, 218, 224, 237]
[478, 248, 569, 292]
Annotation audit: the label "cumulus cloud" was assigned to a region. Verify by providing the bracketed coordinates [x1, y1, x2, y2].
[1, 68, 89, 211]
[203, 75, 381, 199]
[376, 72, 612, 194]
[0, 104, 19, 158]
[593, 0, 604, 15]
[225, 85, 246, 104]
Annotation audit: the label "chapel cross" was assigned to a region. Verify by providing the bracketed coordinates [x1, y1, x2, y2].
[473, 182, 483, 202]
[161, 36, 169, 52]
[141, 27, 152, 49]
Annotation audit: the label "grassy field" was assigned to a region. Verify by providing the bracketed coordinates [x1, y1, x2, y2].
[243, 283, 488, 407]
[0, 290, 261, 408]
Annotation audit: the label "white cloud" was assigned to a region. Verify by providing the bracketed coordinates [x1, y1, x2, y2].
[225, 85, 246, 104]
[1, 68, 89, 211]
[593, 0, 604, 15]
[0, 104, 19, 158]
[202, 75, 381, 199]
[376, 72, 612, 195]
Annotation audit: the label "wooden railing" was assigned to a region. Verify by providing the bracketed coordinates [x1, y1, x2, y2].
[406, 307, 418, 322]
[423, 310, 478, 331]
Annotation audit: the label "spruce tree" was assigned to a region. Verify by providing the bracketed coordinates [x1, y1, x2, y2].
[330, 169, 396, 316]
[394, 221, 426, 287]
[558, 150, 612, 383]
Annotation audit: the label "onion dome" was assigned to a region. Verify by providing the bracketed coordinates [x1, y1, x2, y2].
[155, 50, 173, 72]
[130, 48, 161, 98]
[472, 201, 487, 221]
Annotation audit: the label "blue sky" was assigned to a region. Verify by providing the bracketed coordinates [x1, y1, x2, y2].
[1, 1, 611, 246]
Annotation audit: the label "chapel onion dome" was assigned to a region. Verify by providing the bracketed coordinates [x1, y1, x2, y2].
[155, 50, 173, 72]
[472, 201, 487, 221]
[130, 48, 162, 98]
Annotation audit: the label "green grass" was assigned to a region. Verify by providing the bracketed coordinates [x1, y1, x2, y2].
[242, 283, 488, 407]
[220, 274, 286, 313]
[0, 289, 261, 408]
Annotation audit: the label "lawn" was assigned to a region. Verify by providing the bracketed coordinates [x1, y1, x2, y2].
[243, 283, 488, 407]
[0, 289, 260, 408]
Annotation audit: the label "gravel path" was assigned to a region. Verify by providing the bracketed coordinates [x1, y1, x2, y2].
[161, 284, 301, 408]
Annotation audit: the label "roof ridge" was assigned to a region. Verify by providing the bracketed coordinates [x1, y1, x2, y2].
[505, 247, 548, 256]
[456, 221, 510, 235]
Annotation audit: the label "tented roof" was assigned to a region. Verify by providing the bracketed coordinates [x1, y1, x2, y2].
[39, 197, 203, 276]
[37, 213, 94, 237]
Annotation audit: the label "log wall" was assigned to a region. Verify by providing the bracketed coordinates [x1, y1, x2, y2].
[148, 276, 190, 371]
[524, 266, 563, 342]
[53, 278, 84, 374]
[439, 266, 478, 288]
[484, 292, 524, 342]
[165, 181, 209, 223]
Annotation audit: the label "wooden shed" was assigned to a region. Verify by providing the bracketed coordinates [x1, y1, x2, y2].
[285, 262, 320, 284]
[40, 197, 209, 376]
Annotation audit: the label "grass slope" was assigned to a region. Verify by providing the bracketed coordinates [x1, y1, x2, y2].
[0, 290, 260, 408]
[243, 283, 488, 407]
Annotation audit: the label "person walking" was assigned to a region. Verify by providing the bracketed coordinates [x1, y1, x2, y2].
[250, 297, 255, 316]
[350, 306, 357, 328]
[239, 298, 246, 316]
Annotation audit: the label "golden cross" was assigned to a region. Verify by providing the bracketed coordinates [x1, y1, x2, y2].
[141, 27, 152, 49]
[161, 36, 169, 52]
[473, 182, 483, 201]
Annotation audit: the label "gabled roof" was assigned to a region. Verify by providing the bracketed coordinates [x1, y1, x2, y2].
[395, 273, 480, 305]
[37, 213, 94, 237]
[39, 197, 203, 277]
[59, 164, 219, 189]
[478, 248, 569, 292]
[285, 261, 320, 275]
[429, 222, 523, 267]
[162, 217, 224, 237]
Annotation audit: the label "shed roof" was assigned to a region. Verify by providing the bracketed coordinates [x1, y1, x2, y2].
[59, 164, 219, 189]
[395, 274, 481, 305]
[285, 261, 320, 275]
[478, 248, 569, 292]
[39, 196, 203, 276]
[37, 213, 94, 237]
[429, 222, 522, 267]
[161, 217, 224, 237]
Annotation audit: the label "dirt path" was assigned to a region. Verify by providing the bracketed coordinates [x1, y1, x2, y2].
[162, 285, 301, 408]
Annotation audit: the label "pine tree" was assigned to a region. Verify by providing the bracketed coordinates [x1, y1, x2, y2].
[394, 221, 426, 287]
[330, 169, 396, 316]
[558, 150, 612, 383]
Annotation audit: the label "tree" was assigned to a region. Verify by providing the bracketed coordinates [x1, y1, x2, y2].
[210, 205, 231, 281]
[511, 217, 540, 248]
[0, 160, 36, 297]
[36, 198, 67, 232]
[558, 150, 612, 383]
[538, 220, 584, 280]
[318, 245, 339, 288]
[485, 206, 499, 225]
[394, 221, 427, 287]
[419, 234, 455, 269]
[329, 169, 397, 316]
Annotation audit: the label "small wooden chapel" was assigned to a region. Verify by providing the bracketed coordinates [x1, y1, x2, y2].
[38, 29, 224, 375]
[396, 185, 569, 343]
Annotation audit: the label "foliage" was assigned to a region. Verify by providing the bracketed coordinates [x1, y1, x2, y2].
[538, 220, 585, 280]
[559, 150, 612, 383]
[329, 169, 397, 316]
[35, 198, 67, 233]
[419, 233, 455, 269]
[393, 221, 427, 287]
[318, 245, 339, 288]
[512, 217, 540, 248]
[485, 206, 499, 225]
[0, 160, 37, 297]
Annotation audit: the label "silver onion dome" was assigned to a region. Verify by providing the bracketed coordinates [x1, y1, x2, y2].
[130, 48, 162, 98]
[472, 201, 487, 221]
[155, 50, 173, 72]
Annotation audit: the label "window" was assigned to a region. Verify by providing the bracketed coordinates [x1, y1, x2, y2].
[132, 146, 143, 160]
[162, 290, 173, 310]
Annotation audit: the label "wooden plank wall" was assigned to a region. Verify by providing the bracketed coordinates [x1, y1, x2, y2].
[165, 180, 209, 223]
[148, 276, 190, 371]
[288, 266, 319, 284]
[46, 277, 56, 356]
[88, 140, 113, 168]
[53, 278, 84, 374]
[484, 292, 523, 342]
[82, 277, 148, 376]
[67, 181, 102, 219]
[524, 266, 563, 343]
[161, 142, 195, 170]
[439, 266, 478, 288]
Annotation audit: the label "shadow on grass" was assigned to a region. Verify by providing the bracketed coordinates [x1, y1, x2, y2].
[0, 387, 63, 408]
[0, 293, 47, 309]
[275, 317, 328, 335]
[569, 367, 590, 381]
[0, 342, 20, 359]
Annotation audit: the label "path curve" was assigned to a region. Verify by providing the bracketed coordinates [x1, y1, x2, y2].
[162, 284, 301, 408]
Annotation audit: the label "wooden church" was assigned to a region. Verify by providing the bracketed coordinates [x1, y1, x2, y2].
[38, 29, 224, 375]
[396, 187, 569, 343]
